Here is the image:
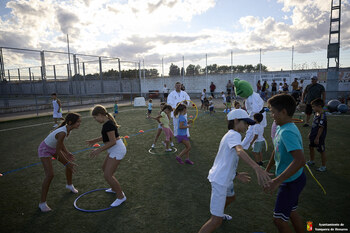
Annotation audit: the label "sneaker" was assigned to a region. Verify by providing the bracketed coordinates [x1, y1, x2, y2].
[151, 144, 155, 149]
[162, 141, 166, 147]
[257, 161, 263, 166]
[303, 123, 309, 127]
[306, 161, 315, 166]
[66, 184, 78, 194]
[105, 188, 116, 194]
[176, 156, 184, 164]
[170, 142, 175, 147]
[316, 166, 327, 172]
[223, 214, 232, 221]
[110, 192, 126, 207]
[165, 149, 172, 152]
[185, 159, 194, 165]
[39, 202, 52, 212]
[53, 124, 58, 128]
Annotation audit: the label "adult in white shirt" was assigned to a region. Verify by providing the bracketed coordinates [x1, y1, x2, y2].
[167, 82, 191, 137]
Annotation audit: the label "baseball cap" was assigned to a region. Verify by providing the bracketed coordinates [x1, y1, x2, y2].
[311, 76, 318, 80]
[227, 109, 256, 125]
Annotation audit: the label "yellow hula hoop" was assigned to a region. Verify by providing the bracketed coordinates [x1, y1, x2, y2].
[120, 137, 128, 147]
[305, 164, 327, 195]
[179, 100, 199, 123]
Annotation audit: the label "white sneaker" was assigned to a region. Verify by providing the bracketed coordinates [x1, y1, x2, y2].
[223, 214, 232, 221]
[66, 184, 78, 193]
[53, 124, 58, 128]
[105, 188, 116, 193]
[151, 144, 155, 148]
[170, 142, 174, 147]
[316, 166, 327, 172]
[165, 149, 172, 152]
[110, 192, 126, 207]
[39, 202, 52, 212]
[161, 141, 166, 147]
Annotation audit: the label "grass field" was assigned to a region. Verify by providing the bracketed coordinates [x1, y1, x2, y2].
[1, 103, 350, 233]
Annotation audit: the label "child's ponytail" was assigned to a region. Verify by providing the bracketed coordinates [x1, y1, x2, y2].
[57, 112, 81, 128]
[174, 103, 186, 117]
[92, 105, 119, 128]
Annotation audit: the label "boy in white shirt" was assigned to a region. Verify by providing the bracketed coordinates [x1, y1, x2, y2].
[199, 109, 272, 233]
[250, 113, 266, 166]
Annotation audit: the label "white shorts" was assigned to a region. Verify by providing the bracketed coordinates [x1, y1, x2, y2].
[210, 182, 235, 217]
[107, 139, 126, 160]
[53, 112, 62, 119]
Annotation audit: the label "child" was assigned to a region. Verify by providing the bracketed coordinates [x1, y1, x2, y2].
[306, 98, 327, 172]
[225, 94, 232, 113]
[250, 113, 265, 166]
[113, 100, 118, 119]
[221, 91, 226, 108]
[203, 97, 210, 111]
[151, 102, 167, 148]
[233, 100, 241, 109]
[174, 103, 194, 165]
[199, 109, 272, 233]
[38, 113, 81, 212]
[208, 96, 215, 115]
[51, 93, 63, 128]
[147, 99, 153, 118]
[155, 104, 174, 151]
[278, 83, 283, 94]
[86, 105, 127, 207]
[201, 89, 207, 110]
[265, 94, 306, 233]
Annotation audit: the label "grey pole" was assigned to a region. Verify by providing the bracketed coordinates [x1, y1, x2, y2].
[29, 67, 34, 95]
[99, 57, 104, 93]
[82, 62, 87, 95]
[118, 58, 123, 93]
[0, 48, 5, 80]
[231, 50, 233, 80]
[18, 68, 21, 82]
[53, 65, 57, 93]
[259, 49, 262, 82]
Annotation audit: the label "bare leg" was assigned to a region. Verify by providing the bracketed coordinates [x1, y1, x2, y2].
[55, 153, 73, 185]
[306, 114, 311, 124]
[153, 129, 162, 145]
[273, 218, 293, 233]
[178, 140, 191, 159]
[320, 151, 327, 166]
[103, 156, 124, 199]
[253, 152, 259, 162]
[290, 211, 304, 233]
[259, 152, 263, 162]
[40, 157, 54, 203]
[309, 146, 315, 161]
[165, 140, 170, 150]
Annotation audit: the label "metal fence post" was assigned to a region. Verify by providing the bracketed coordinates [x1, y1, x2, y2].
[82, 62, 87, 95]
[99, 57, 104, 93]
[53, 65, 57, 93]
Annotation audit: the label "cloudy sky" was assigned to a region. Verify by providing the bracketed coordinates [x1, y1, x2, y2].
[1, 0, 350, 74]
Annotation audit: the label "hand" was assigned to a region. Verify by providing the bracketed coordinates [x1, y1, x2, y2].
[264, 178, 282, 194]
[314, 138, 319, 145]
[236, 172, 251, 183]
[67, 152, 75, 161]
[86, 139, 96, 147]
[89, 148, 100, 158]
[254, 166, 274, 188]
[188, 119, 193, 124]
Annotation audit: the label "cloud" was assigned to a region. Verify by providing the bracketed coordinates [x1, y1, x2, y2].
[56, 7, 80, 35]
[148, 0, 177, 13]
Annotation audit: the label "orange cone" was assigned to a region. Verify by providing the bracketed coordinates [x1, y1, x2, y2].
[124, 136, 130, 139]
[93, 143, 100, 148]
[139, 130, 144, 133]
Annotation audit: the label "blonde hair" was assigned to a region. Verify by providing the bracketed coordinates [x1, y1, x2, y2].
[91, 105, 119, 127]
[174, 103, 186, 117]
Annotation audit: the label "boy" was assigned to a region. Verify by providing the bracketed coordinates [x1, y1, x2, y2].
[51, 93, 63, 128]
[306, 98, 327, 172]
[221, 91, 226, 108]
[249, 113, 265, 166]
[225, 93, 231, 113]
[265, 94, 306, 233]
[199, 109, 272, 233]
[208, 96, 215, 115]
[147, 99, 153, 118]
[113, 100, 118, 119]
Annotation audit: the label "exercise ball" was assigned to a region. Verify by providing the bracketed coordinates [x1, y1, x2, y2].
[337, 104, 348, 113]
[327, 99, 341, 113]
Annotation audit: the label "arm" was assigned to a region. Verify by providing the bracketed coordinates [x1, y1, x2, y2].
[179, 121, 191, 129]
[90, 131, 118, 158]
[265, 150, 305, 193]
[57, 99, 62, 112]
[86, 136, 103, 146]
[301, 87, 308, 103]
[235, 145, 272, 187]
[55, 132, 76, 171]
[322, 91, 326, 103]
[265, 150, 275, 172]
[250, 134, 258, 148]
[151, 115, 162, 123]
[314, 126, 324, 145]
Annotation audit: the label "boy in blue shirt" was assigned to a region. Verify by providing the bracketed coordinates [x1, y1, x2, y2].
[147, 99, 153, 118]
[265, 94, 306, 233]
[306, 98, 327, 172]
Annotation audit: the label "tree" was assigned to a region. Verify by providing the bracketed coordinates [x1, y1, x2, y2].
[245, 64, 254, 73]
[169, 63, 180, 76]
[186, 64, 196, 76]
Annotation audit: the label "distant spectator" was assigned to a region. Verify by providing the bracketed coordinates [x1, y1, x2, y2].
[181, 83, 186, 91]
[271, 80, 277, 96]
[278, 83, 283, 94]
[257, 80, 262, 94]
[226, 80, 233, 96]
[261, 81, 268, 101]
[163, 84, 169, 102]
[283, 78, 289, 92]
[291, 78, 299, 93]
[210, 82, 216, 98]
[201, 89, 207, 110]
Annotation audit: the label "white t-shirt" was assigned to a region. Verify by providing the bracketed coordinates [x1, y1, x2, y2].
[245, 92, 267, 127]
[167, 90, 191, 110]
[44, 126, 67, 148]
[208, 130, 241, 187]
[222, 94, 226, 103]
[252, 123, 265, 142]
[163, 86, 168, 94]
[201, 91, 206, 101]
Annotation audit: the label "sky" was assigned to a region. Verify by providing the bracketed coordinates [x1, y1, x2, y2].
[1, 0, 350, 75]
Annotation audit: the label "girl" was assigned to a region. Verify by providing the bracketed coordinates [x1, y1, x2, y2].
[174, 104, 194, 165]
[154, 104, 174, 151]
[86, 105, 127, 207]
[38, 113, 81, 212]
[151, 102, 166, 149]
[113, 100, 118, 119]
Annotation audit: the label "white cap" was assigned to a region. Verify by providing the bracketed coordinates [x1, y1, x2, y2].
[227, 109, 256, 125]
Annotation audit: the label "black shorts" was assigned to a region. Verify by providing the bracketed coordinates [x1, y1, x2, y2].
[309, 137, 326, 152]
[148, 109, 152, 114]
[305, 104, 313, 115]
[164, 93, 168, 98]
[227, 89, 231, 94]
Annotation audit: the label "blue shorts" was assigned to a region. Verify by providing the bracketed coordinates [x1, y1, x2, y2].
[274, 172, 306, 221]
[209, 106, 214, 112]
[253, 141, 265, 153]
[309, 136, 326, 153]
[177, 135, 189, 143]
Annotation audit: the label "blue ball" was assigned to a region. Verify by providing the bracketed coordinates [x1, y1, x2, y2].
[327, 99, 341, 113]
[337, 104, 348, 113]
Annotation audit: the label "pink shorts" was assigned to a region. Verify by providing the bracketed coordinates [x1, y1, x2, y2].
[162, 127, 174, 142]
[38, 141, 56, 158]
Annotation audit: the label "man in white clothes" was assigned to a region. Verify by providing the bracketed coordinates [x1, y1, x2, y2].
[167, 82, 191, 137]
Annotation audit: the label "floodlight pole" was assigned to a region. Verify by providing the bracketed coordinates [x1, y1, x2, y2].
[259, 48, 262, 82]
[231, 50, 233, 80]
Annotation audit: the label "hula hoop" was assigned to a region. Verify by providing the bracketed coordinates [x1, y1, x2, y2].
[292, 118, 304, 123]
[179, 100, 199, 123]
[121, 137, 128, 146]
[305, 164, 327, 195]
[74, 188, 113, 212]
[148, 147, 178, 155]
